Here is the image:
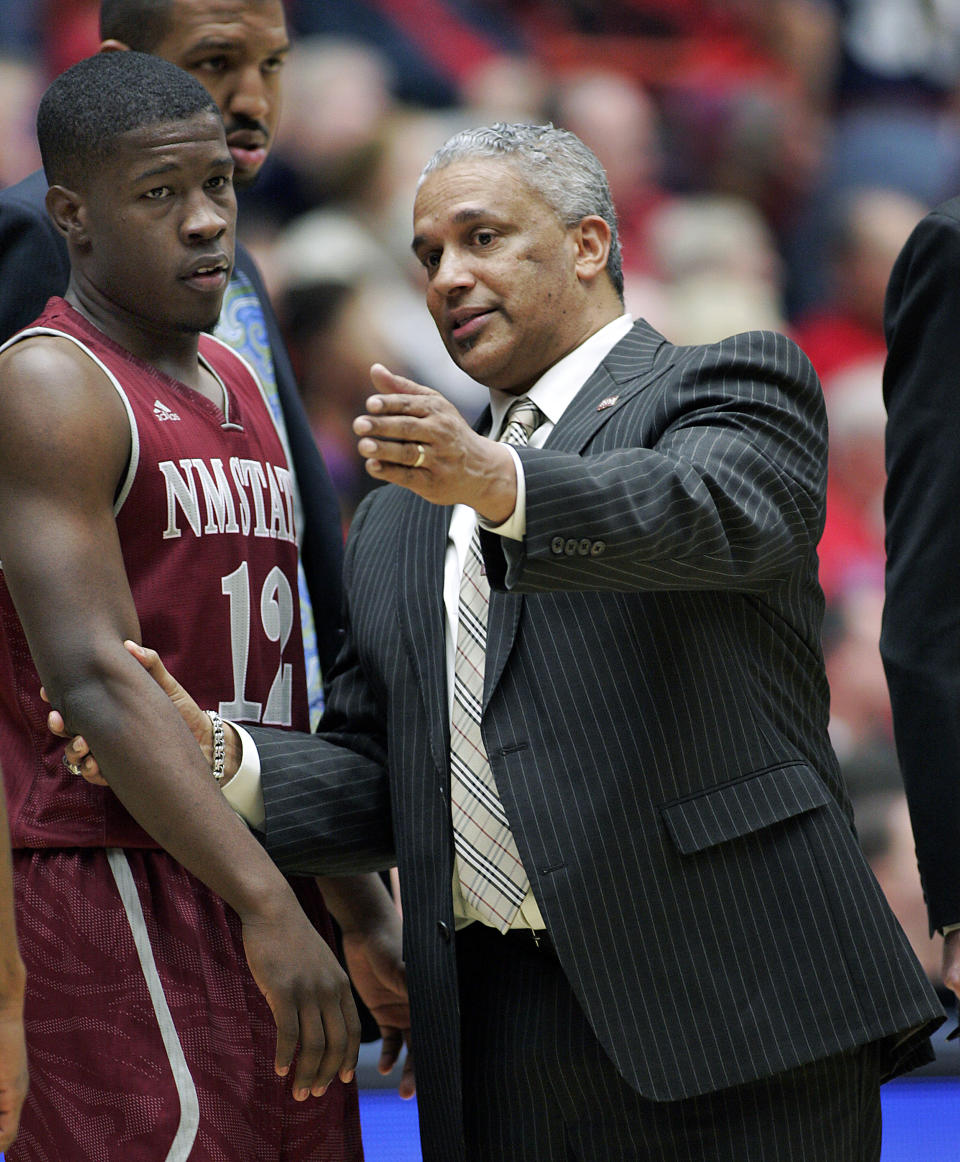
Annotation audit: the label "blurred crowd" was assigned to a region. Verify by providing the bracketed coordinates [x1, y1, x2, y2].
[0, 0, 955, 991]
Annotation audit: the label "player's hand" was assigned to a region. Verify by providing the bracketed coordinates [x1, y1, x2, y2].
[47, 641, 214, 787]
[241, 899, 361, 1099]
[340, 906, 415, 1098]
[354, 364, 517, 524]
[0, 988, 28, 1150]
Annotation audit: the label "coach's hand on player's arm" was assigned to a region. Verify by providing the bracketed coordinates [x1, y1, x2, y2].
[46, 639, 209, 788]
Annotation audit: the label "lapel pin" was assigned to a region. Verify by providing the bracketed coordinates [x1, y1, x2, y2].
[597, 395, 619, 411]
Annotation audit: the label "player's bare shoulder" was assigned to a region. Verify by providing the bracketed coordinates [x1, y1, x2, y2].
[0, 332, 131, 494]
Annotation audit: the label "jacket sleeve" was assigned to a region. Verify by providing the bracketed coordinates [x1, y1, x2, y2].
[0, 173, 71, 343]
[881, 204, 960, 934]
[484, 330, 826, 596]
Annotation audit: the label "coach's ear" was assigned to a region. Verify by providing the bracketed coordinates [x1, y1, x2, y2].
[98, 40, 132, 54]
[45, 185, 89, 248]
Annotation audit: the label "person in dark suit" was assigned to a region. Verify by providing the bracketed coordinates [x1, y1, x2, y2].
[0, 0, 344, 682]
[66, 122, 944, 1160]
[882, 198, 960, 1003]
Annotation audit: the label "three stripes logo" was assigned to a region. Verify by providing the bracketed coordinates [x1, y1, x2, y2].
[153, 399, 181, 422]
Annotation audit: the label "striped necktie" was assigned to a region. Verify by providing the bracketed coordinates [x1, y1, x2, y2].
[450, 397, 544, 931]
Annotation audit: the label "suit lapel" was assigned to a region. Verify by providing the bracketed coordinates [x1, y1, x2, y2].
[397, 494, 451, 773]
[544, 318, 672, 453]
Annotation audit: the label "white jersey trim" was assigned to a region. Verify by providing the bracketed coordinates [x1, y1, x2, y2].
[0, 325, 141, 518]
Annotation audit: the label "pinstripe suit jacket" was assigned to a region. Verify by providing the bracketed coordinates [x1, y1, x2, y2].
[250, 320, 942, 1161]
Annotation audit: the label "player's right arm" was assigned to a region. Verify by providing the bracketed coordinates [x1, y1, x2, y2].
[0, 337, 360, 1098]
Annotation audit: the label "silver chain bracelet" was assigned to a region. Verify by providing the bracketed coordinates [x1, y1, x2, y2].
[205, 710, 225, 784]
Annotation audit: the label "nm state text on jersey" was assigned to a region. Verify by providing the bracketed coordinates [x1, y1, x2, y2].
[160, 457, 297, 544]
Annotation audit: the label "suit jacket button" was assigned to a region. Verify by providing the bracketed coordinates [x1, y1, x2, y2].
[590, 540, 606, 556]
[551, 537, 564, 555]
[564, 538, 578, 556]
[437, 920, 452, 943]
[578, 538, 591, 555]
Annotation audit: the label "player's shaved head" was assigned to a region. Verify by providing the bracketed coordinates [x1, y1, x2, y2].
[38, 50, 220, 188]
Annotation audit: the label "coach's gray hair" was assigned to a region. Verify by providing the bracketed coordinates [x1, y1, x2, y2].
[419, 122, 623, 301]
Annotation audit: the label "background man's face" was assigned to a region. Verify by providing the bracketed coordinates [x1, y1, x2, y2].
[151, 0, 288, 186]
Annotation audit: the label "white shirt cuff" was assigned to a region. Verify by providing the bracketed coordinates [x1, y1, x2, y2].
[220, 722, 265, 829]
[477, 445, 525, 540]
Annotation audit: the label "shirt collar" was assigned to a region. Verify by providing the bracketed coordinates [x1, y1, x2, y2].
[488, 314, 634, 434]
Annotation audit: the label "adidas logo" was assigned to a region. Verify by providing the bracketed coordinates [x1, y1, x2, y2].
[154, 399, 181, 422]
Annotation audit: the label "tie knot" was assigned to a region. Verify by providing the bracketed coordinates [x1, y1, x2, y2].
[497, 398, 543, 447]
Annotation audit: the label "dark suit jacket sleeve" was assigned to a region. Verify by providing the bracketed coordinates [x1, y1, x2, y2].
[246, 719, 394, 877]
[247, 495, 394, 877]
[0, 170, 71, 342]
[484, 330, 825, 597]
[881, 203, 960, 934]
[233, 245, 346, 674]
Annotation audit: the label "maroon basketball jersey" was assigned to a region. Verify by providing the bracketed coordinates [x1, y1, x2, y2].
[0, 298, 310, 848]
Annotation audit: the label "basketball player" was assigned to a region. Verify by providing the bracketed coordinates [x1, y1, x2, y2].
[0, 50, 399, 1161]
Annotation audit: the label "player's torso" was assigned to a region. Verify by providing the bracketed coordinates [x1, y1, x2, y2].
[0, 299, 309, 847]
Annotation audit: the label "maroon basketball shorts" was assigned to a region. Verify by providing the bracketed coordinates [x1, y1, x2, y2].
[10, 848, 363, 1162]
